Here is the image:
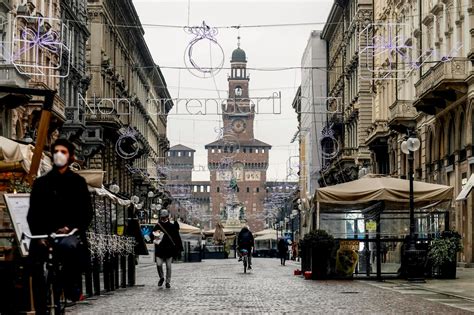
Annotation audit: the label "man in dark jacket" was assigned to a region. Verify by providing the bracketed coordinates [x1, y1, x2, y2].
[237, 226, 254, 269]
[27, 138, 93, 313]
[278, 237, 288, 266]
[153, 209, 183, 288]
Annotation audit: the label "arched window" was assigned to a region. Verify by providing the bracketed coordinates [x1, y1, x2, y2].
[426, 132, 431, 164]
[459, 114, 466, 149]
[438, 129, 445, 161]
[448, 120, 455, 155]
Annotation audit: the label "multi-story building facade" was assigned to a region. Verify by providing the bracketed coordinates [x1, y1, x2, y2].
[85, 0, 172, 198]
[320, 0, 373, 186]
[60, 0, 91, 160]
[368, 0, 474, 266]
[166, 144, 211, 226]
[206, 45, 271, 232]
[296, 30, 328, 205]
[0, 0, 66, 146]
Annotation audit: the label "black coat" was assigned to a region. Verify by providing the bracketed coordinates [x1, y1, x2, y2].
[153, 220, 183, 259]
[237, 228, 254, 248]
[27, 167, 93, 265]
[278, 239, 288, 255]
[27, 167, 93, 236]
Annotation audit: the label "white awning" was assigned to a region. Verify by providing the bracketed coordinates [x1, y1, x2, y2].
[0, 136, 52, 176]
[456, 174, 474, 201]
[92, 186, 131, 206]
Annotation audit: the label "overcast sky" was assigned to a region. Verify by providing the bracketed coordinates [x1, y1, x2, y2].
[133, 0, 333, 181]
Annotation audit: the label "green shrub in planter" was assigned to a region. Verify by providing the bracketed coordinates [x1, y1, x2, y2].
[428, 230, 463, 279]
[303, 230, 335, 279]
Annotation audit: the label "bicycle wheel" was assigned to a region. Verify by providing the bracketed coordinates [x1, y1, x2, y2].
[243, 256, 247, 273]
[48, 266, 67, 314]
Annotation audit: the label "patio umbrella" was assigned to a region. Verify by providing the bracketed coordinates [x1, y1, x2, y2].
[213, 222, 226, 245]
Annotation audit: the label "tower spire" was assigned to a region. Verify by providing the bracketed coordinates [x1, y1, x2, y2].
[237, 36, 241, 48]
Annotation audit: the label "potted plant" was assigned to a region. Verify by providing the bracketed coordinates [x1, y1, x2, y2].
[428, 230, 463, 279]
[303, 230, 335, 279]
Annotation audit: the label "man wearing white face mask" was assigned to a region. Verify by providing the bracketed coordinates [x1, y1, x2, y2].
[27, 138, 93, 313]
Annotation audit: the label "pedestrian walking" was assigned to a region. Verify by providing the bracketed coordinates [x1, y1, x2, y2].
[277, 237, 288, 266]
[152, 210, 183, 288]
[27, 138, 93, 314]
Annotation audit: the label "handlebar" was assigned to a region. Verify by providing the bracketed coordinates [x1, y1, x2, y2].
[22, 228, 79, 240]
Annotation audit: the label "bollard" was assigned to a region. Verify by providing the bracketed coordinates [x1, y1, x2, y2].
[127, 254, 136, 286]
[92, 257, 101, 295]
[120, 255, 127, 288]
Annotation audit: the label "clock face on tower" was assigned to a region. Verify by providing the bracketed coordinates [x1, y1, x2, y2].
[231, 119, 246, 133]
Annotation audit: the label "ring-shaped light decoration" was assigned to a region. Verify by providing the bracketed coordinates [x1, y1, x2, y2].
[115, 128, 140, 160]
[183, 21, 225, 78]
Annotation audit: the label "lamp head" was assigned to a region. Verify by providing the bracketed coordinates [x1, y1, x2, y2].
[401, 141, 409, 154]
[407, 137, 421, 152]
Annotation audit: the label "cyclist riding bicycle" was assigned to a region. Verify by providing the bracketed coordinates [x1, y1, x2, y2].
[237, 226, 254, 269]
[27, 139, 93, 314]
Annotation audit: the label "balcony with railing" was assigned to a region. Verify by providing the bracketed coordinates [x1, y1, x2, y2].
[388, 100, 417, 132]
[336, 147, 358, 164]
[414, 58, 469, 115]
[0, 64, 30, 88]
[366, 120, 389, 146]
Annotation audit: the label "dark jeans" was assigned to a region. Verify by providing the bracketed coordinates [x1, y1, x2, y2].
[238, 246, 252, 266]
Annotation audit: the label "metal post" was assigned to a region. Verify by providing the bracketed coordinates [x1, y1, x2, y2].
[127, 254, 136, 286]
[121, 255, 127, 288]
[409, 149, 415, 250]
[405, 135, 426, 282]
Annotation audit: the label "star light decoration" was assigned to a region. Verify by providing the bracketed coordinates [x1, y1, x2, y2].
[358, 23, 463, 80]
[9, 16, 71, 77]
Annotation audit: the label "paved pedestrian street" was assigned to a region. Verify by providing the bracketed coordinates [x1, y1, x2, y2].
[67, 258, 471, 314]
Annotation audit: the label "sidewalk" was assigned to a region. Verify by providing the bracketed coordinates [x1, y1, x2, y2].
[285, 260, 474, 300]
[391, 267, 474, 301]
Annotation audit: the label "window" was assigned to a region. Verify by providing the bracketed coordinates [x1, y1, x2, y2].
[255, 149, 259, 154]
[246, 187, 250, 193]
[249, 148, 253, 153]
[217, 187, 220, 193]
[178, 152, 182, 157]
[194, 186, 198, 192]
[243, 148, 247, 153]
[188, 152, 192, 157]
[200, 185, 204, 192]
[256, 187, 259, 193]
[211, 148, 215, 153]
[207, 186, 210, 192]
[167, 152, 171, 156]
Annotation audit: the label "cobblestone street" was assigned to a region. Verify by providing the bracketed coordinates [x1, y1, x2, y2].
[68, 258, 470, 314]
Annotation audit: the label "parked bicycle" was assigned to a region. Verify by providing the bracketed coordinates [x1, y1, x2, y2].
[23, 228, 78, 315]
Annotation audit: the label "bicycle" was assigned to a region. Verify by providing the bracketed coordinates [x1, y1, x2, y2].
[23, 228, 78, 315]
[240, 248, 249, 273]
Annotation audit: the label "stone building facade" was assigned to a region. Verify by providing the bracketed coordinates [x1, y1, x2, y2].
[85, 0, 172, 198]
[367, 0, 474, 266]
[298, 30, 328, 198]
[60, 0, 91, 160]
[166, 144, 211, 227]
[319, 0, 374, 186]
[206, 45, 271, 232]
[0, 0, 66, 146]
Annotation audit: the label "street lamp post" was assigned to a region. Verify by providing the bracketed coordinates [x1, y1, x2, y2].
[147, 191, 154, 224]
[401, 131, 425, 281]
